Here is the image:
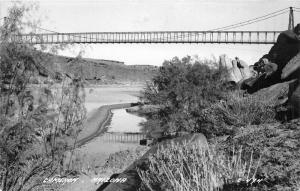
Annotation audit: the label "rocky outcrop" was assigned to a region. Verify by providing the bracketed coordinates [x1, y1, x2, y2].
[240, 25, 300, 119]
[252, 80, 294, 104]
[281, 52, 300, 79]
[245, 79, 299, 120]
[219, 55, 252, 83]
[289, 81, 300, 118]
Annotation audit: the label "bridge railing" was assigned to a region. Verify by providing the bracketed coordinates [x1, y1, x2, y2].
[99, 132, 147, 143]
[10, 31, 281, 44]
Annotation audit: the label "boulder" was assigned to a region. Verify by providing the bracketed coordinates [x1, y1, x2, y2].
[219, 54, 233, 69]
[252, 79, 300, 119]
[231, 59, 243, 82]
[219, 55, 252, 83]
[281, 52, 300, 80]
[242, 51, 300, 119]
[252, 80, 293, 104]
[242, 27, 300, 118]
[97, 133, 208, 191]
[238, 58, 253, 79]
[289, 80, 300, 118]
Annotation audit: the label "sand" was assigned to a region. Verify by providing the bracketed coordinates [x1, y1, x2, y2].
[49, 84, 146, 191]
[77, 103, 134, 146]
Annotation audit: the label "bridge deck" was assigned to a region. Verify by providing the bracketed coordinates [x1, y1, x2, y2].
[11, 31, 281, 44]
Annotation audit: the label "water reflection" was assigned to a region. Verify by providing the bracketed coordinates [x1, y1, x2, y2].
[84, 86, 142, 114]
[107, 109, 146, 133]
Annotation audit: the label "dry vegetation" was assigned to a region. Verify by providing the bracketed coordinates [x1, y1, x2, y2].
[138, 142, 261, 191]
[1, 2, 300, 191]
[138, 56, 300, 190]
[0, 4, 88, 191]
[66, 146, 148, 177]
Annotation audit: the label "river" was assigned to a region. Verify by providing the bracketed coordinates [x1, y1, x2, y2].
[84, 85, 143, 115]
[75, 84, 146, 164]
[107, 109, 146, 133]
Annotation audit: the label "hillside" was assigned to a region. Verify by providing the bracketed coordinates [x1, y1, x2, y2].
[31, 53, 158, 85]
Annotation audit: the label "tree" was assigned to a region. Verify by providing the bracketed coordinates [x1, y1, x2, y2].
[141, 56, 229, 137]
[0, 3, 86, 191]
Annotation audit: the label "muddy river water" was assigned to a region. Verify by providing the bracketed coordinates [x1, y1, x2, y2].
[77, 84, 146, 161]
[84, 84, 146, 133]
[107, 109, 146, 133]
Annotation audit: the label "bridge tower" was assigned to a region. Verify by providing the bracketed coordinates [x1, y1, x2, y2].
[288, 7, 294, 30]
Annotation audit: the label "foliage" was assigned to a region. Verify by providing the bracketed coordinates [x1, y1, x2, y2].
[222, 119, 300, 190]
[0, 3, 86, 191]
[140, 56, 229, 136]
[140, 55, 280, 139]
[138, 54, 299, 191]
[197, 90, 277, 137]
[138, 141, 261, 191]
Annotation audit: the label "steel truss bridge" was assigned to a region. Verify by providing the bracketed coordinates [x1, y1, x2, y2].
[12, 31, 281, 44]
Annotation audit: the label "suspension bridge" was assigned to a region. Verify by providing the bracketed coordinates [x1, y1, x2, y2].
[11, 30, 282, 44]
[2, 7, 300, 44]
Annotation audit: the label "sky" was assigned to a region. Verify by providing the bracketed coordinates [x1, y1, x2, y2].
[0, 0, 300, 66]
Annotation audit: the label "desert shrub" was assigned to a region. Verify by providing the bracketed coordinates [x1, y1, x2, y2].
[140, 56, 229, 136]
[0, 4, 86, 191]
[140, 55, 281, 139]
[65, 146, 148, 177]
[64, 152, 100, 176]
[196, 91, 277, 137]
[219, 91, 276, 125]
[223, 119, 300, 190]
[101, 146, 149, 174]
[138, 141, 261, 191]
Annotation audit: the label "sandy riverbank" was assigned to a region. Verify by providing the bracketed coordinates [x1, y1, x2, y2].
[57, 85, 147, 191]
[77, 103, 136, 146]
[61, 103, 148, 191]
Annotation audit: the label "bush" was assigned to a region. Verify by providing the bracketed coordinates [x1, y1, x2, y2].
[0, 4, 86, 190]
[141, 57, 277, 138]
[196, 91, 277, 137]
[138, 141, 261, 191]
[140, 56, 230, 136]
[222, 119, 300, 190]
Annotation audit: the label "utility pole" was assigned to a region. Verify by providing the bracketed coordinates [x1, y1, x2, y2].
[288, 7, 294, 30]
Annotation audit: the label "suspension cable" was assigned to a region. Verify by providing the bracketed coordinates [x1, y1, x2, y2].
[210, 8, 289, 31]
[1, 7, 292, 43]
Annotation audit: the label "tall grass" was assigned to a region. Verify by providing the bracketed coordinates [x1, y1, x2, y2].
[138, 141, 261, 191]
